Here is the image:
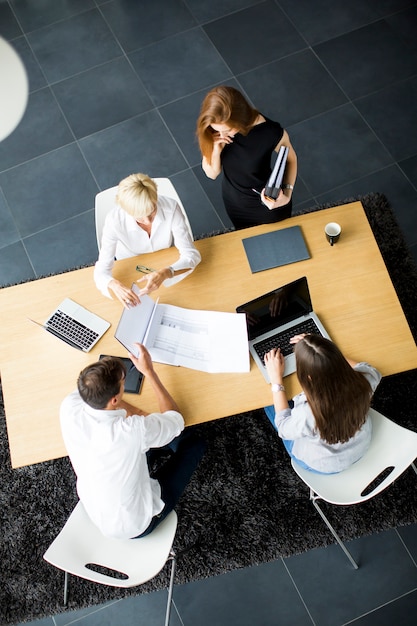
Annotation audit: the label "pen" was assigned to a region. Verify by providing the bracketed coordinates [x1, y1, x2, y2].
[136, 264, 157, 274]
[252, 188, 261, 196]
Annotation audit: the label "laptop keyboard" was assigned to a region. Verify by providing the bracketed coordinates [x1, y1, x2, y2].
[46, 310, 99, 351]
[253, 318, 322, 361]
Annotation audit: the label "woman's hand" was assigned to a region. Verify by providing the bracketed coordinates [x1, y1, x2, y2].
[212, 132, 233, 150]
[289, 333, 307, 345]
[136, 268, 171, 296]
[264, 347, 285, 383]
[108, 279, 141, 309]
[202, 134, 231, 179]
[260, 187, 292, 210]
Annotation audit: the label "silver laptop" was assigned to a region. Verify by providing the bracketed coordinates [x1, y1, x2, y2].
[29, 298, 110, 352]
[236, 276, 330, 382]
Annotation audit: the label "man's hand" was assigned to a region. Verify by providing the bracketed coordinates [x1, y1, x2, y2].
[128, 343, 154, 376]
[128, 343, 180, 414]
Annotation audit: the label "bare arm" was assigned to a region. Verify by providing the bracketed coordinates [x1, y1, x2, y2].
[346, 357, 360, 368]
[201, 133, 232, 179]
[280, 129, 298, 200]
[128, 343, 180, 414]
[264, 348, 290, 414]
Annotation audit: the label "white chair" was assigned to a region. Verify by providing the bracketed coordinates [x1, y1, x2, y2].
[291, 408, 417, 569]
[94, 184, 118, 251]
[94, 177, 193, 252]
[153, 177, 194, 241]
[43, 502, 178, 626]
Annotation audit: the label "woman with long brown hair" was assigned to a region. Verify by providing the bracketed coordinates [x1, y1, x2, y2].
[263, 334, 381, 474]
[196, 85, 298, 230]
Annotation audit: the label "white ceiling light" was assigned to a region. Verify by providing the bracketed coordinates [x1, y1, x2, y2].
[0, 37, 29, 142]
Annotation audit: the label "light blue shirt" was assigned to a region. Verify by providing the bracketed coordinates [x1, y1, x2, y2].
[274, 363, 382, 473]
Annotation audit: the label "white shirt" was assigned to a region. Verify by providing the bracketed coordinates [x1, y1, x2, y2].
[60, 390, 184, 539]
[94, 195, 201, 297]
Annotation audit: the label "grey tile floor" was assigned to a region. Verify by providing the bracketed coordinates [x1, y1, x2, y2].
[1, 0, 416, 624]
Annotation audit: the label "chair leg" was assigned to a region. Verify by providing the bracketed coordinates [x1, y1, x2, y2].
[63, 571, 69, 605]
[164, 550, 176, 626]
[310, 490, 359, 570]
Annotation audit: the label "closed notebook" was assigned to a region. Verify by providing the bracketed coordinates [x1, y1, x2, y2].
[242, 225, 310, 273]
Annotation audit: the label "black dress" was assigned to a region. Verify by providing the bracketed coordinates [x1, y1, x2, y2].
[221, 116, 292, 229]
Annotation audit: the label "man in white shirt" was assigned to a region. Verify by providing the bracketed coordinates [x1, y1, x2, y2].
[60, 343, 205, 539]
[94, 172, 201, 308]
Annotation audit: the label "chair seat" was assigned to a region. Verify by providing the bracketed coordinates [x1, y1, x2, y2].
[290, 408, 417, 569]
[291, 408, 417, 506]
[43, 502, 177, 588]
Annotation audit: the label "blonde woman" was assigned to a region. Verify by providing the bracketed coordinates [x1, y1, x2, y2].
[94, 173, 201, 308]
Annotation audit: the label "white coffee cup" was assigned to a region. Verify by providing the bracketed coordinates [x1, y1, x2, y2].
[325, 222, 341, 246]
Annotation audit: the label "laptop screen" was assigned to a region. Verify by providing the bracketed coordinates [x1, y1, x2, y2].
[236, 276, 313, 341]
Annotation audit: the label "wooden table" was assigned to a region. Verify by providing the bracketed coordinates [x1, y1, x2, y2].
[1, 202, 416, 468]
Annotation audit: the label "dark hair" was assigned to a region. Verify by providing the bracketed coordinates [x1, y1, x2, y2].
[294, 335, 372, 444]
[77, 357, 127, 410]
[196, 86, 259, 161]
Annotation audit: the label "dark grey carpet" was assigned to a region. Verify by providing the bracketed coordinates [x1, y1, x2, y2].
[1, 193, 416, 625]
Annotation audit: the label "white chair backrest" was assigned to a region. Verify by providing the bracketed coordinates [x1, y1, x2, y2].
[94, 185, 118, 252]
[291, 408, 417, 506]
[94, 178, 193, 252]
[43, 501, 177, 588]
[153, 177, 193, 241]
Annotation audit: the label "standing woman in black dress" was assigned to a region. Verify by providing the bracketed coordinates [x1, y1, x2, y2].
[196, 85, 298, 230]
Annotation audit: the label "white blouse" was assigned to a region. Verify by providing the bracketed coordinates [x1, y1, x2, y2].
[94, 195, 201, 297]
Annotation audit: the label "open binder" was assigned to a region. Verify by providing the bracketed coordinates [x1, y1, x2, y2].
[264, 146, 289, 200]
[114, 286, 250, 373]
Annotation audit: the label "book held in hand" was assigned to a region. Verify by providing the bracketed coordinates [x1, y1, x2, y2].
[264, 146, 289, 200]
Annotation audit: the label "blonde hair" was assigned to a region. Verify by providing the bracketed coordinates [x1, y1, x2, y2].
[196, 86, 259, 161]
[116, 173, 157, 219]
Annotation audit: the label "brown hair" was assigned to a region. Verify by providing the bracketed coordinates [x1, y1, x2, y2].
[196, 86, 259, 161]
[294, 335, 372, 444]
[77, 357, 126, 409]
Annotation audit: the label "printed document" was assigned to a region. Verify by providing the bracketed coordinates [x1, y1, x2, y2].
[115, 286, 250, 373]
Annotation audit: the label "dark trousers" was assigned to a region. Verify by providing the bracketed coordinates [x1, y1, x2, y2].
[135, 430, 206, 538]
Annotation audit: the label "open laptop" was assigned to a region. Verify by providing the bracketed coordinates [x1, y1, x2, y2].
[29, 298, 110, 352]
[236, 276, 330, 381]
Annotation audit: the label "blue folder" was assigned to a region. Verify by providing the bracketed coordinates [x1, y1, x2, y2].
[242, 225, 310, 273]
